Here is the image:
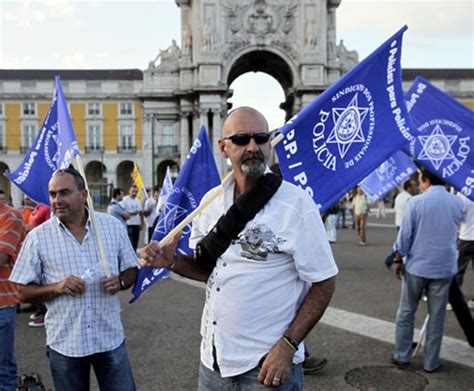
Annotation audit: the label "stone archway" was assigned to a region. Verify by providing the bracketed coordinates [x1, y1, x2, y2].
[85, 160, 107, 207]
[140, 0, 357, 184]
[116, 160, 134, 193]
[225, 48, 295, 121]
[0, 162, 10, 199]
[157, 160, 179, 186]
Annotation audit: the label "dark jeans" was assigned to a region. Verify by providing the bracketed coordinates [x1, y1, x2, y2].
[127, 225, 140, 251]
[337, 208, 346, 228]
[456, 239, 474, 287]
[47, 341, 136, 391]
[0, 306, 17, 391]
[449, 279, 474, 346]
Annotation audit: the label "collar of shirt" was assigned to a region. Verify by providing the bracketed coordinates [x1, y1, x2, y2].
[54, 209, 92, 241]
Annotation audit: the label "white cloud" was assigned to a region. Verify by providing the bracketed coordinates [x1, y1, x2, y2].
[0, 0, 77, 29]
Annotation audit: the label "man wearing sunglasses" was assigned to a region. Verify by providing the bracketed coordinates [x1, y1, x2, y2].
[141, 107, 338, 390]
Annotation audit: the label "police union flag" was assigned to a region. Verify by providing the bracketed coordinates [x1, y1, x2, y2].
[130, 126, 220, 303]
[7, 76, 80, 205]
[359, 150, 417, 201]
[274, 26, 414, 212]
[404, 77, 474, 200]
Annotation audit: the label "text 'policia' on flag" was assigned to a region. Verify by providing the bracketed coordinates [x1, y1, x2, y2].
[404, 76, 474, 200]
[7, 76, 80, 205]
[274, 26, 414, 212]
[130, 126, 220, 303]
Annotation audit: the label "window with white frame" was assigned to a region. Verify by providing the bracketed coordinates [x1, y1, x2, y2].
[23, 102, 35, 116]
[119, 102, 133, 116]
[22, 124, 37, 149]
[87, 103, 101, 116]
[161, 123, 174, 146]
[119, 124, 134, 149]
[87, 124, 102, 150]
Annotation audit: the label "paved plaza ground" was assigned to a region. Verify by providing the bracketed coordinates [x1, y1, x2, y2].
[14, 210, 474, 390]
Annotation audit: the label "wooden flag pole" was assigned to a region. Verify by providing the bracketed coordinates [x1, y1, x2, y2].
[157, 133, 284, 248]
[74, 154, 111, 277]
[412, 314, 429, 357]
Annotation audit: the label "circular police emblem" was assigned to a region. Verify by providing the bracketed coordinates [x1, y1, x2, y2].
[411, 119, 470, 177]
[312, 84, 375, 171]
[375, 158, 397, 181]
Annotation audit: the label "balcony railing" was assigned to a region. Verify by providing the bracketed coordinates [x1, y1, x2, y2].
[157, 145, 179, 156]
[85, 146, 104, 154]
[117, 146, 137, 153]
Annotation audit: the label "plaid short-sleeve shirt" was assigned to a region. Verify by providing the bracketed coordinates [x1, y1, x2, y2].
[10, 211, 139, 357]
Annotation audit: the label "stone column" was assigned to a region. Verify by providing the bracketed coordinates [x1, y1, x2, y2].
[180, 111, 190, 166]
[142, 113, 155, 189]
[199, 109, 209, 133]
[211, 109, 226, 174]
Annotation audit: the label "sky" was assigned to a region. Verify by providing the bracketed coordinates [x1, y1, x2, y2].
[0, 0, 472, 129]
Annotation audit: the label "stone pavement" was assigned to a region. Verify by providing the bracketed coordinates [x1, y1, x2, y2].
[14, 212, 474, 390]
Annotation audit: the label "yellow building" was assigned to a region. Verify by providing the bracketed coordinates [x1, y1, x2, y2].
[0, 68, 472, 206]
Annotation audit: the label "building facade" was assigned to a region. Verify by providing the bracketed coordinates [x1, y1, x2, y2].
[0, 0, 472, 206]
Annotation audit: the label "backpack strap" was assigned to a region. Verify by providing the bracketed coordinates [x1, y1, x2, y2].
[195, 173, 282, 272]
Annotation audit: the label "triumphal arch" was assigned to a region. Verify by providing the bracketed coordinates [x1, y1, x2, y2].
[141, 0, 357, 179]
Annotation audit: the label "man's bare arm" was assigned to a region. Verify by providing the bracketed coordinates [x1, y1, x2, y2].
[140, 238, 212, 282]
[258, 276, 336, 386]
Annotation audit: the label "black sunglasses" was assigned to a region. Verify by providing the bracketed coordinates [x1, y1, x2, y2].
[223, 132, 271, 146]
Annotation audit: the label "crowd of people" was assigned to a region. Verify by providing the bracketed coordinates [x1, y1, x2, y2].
[0, 107, 472, 390]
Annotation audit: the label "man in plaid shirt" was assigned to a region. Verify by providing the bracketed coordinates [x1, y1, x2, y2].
[10, 168, 139, 391]
[0, 195, 26, 391]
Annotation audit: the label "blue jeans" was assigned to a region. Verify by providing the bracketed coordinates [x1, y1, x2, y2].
[198, 362, 303, 391]
[0, 306, 17, 391]
[47, 341, 136, 391]
[393, 272, 452, 371]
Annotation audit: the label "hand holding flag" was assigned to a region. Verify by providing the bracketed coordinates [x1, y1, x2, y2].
[130, 126, 220, 303]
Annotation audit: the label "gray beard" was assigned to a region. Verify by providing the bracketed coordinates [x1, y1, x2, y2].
[241, 159, 266, 178]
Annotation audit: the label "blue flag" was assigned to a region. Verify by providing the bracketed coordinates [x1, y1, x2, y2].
[359, 150, 417, 201]
[274, 26, 413, 212]
[404, 77, 474, 200]
[7, 76, 80, 205]
[130, 126, 220, 303]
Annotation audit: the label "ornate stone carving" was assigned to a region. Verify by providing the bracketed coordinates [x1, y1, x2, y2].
[182, 24, 192, 58]
[337, 39, 359, 72]
[149, 39, 181, 72]
[222, 0, 299, 60]
[202, 18, 217, 52]
[245, 0, 277, 37]
[222, 2, 244, 34]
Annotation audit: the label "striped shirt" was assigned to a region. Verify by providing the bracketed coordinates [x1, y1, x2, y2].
[0, 204, 25, 308]
[10, 212, 139, 357]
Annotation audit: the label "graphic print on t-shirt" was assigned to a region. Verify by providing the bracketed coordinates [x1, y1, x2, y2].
[233, 223, 286, 261]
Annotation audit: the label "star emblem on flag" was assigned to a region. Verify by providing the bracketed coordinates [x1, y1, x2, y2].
[326, 93, 369, 159]
[155, 202, 191, 236]
[417, 124, 457, 170]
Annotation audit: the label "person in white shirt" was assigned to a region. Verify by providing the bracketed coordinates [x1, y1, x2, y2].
[143, 187, 160, 243]
[384, 179, 418, 268]
[394, 180, 417, 229]
[120, 185, 143, 251]
[140, 107, 338, 390]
